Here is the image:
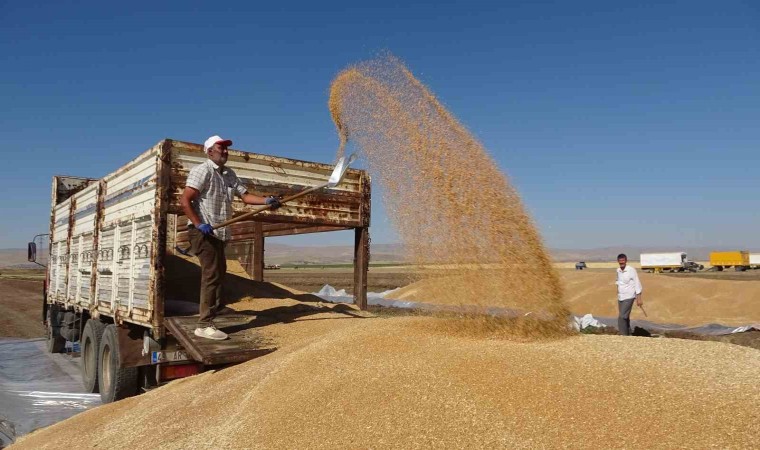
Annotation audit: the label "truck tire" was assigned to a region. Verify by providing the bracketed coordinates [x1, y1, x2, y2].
[46, 304, 66, 354]
[98, 325, 138, 403]
[81, 319, 107, 393]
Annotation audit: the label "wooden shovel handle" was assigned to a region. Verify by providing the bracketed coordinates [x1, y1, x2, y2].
[212, 182, 329, 230]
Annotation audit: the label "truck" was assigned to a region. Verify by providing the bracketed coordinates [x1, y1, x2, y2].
[750, 253, 760, 270]
[640, 252, 703, 273]
[29, 139, 371, 403]
[710, 251, 750, 271]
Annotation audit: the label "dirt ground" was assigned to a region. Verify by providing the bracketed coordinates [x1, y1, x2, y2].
[264, 267, 417, 294]
[0, 276, 45, 339]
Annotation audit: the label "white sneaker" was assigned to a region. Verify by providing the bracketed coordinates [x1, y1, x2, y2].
[194, 326, 228, 340]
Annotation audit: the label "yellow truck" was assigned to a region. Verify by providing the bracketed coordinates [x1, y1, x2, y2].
[709, 251, 750, 272]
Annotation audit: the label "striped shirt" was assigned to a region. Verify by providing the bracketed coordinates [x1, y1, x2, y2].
[186, 159, 248, 242]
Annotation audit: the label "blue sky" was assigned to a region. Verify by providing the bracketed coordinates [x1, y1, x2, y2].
[1, 0, 758, 250]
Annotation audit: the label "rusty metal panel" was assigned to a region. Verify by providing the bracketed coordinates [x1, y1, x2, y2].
[149, 140, 172, 338]
[167, 140, 365, 229]
[45, 138, 372, 336]
[90, 143, 162, 328]
[50, 198, 71, 300]
[52, 176, 96, 205]
[101, 148, 158, 226]
[47, 175, 96, 306]
[51, 199, 70, 244]
[62, 182, 100, 308]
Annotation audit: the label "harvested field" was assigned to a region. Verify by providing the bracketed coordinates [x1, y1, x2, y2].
[388, 268, 760, 327]
[0, 277, 45, 339]
[13, 306, 760, 449]
[246, 267, 414, 294]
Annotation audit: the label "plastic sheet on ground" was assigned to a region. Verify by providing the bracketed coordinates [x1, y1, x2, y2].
[313, 285, 760, 336]
[572, 315, 760, 336]
[574, 314, 605, 330]
[0, 338, 100, 446]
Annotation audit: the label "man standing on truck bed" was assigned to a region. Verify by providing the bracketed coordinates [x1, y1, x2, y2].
[615, 253, 643, 336]
[180, 135, 281, 340]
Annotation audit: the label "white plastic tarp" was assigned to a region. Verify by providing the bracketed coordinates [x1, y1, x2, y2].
[0, 339, 100, 446]
[313, 285, 760, 336]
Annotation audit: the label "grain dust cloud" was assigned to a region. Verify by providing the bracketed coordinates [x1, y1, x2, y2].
[329, 55, 570, 338]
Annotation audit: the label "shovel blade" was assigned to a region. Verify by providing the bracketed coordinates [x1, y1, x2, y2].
[327, 153, 357, 187]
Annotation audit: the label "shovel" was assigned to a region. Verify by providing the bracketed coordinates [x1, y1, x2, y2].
[213, 153, 357, 230]
[638, 304, 648, 318]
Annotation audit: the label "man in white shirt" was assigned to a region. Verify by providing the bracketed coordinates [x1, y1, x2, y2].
[615, 253, 643, 336]
[180, 135, 281, 340]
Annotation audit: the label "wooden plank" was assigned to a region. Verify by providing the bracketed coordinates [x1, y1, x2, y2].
[252, 222, 264, 281]
[263, 225, 351, 238]
[150, 140, 171, 339]
[164, 316, 276, 365]
[353, 172, 371, 310]
[353, 227, 369, 310]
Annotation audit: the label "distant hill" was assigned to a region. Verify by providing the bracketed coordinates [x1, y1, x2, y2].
[2, 244, 756, 267]
[0, 248, 47, 268]
[550, 246, 759, 262]
[237, 243, 406, 265]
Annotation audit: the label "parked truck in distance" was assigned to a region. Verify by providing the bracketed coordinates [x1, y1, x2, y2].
[640, 252, 703, 273]
[710, 251, 751, 271]
[751, 254, 760, 270]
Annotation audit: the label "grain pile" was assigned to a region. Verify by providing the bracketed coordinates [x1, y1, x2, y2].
[390, 269, 760, 327]
[561, 270, 760, 326]
[329, 55, 568, 336]
[14, 313, 760, 449]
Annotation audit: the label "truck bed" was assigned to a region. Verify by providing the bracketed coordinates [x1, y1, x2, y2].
[164, 315, 276, 365]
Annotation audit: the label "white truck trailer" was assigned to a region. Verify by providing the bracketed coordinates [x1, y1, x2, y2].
[640, 252, 703, 273]
[29, 139, 371, 403]
[751, 253, 760, 269]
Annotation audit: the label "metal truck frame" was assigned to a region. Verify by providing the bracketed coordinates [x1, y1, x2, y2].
[31, 139, 371, 403]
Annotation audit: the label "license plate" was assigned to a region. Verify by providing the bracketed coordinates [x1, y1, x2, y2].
[151, 350, 189, 364]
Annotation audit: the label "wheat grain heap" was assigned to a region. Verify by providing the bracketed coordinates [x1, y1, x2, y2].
[329, 55, 569, 336]
[13, 310, 760, 449]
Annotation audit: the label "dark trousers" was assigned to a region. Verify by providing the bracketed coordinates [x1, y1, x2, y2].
[618, 298, 635, 336]
[188, 227, 226, 326]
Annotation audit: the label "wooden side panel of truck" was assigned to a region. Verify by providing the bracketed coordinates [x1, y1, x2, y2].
[47, 140, 370, 337]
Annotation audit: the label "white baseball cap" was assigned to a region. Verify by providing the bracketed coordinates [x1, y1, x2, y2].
[203, 135, 233, 153]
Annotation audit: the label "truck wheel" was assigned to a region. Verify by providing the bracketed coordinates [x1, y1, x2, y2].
[98, 325, 138, 403]
[81, 319, 107, 393]
[735, 266, 746, 272]
[46, 304, 66, 354]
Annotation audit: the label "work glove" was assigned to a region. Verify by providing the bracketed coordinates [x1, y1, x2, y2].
[197, 223, 214, 236]
[265, 196, 282, 209]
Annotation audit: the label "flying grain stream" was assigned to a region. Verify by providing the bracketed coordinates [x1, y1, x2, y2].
[329, 55, 570, 338]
